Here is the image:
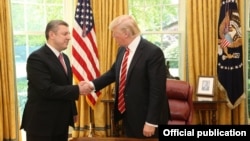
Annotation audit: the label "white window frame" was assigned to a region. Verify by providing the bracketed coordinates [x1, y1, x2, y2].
[128, 0, 186, 79]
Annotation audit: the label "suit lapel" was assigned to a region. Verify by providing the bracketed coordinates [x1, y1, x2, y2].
[126, 39, 144, 79]
[43, 45, 71, 81]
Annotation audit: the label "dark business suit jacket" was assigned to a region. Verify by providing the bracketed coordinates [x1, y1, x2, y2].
[20, 44, 79, 136]
[92, 37, 170, 138]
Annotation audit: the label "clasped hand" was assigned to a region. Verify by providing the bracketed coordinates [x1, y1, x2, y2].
[78, 81, 94, 95]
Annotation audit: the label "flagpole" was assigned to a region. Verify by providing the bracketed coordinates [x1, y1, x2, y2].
[88, 106, 94, 137]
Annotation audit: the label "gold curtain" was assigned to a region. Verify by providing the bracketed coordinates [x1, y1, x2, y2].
[0, 0, 21, 141]
[72, 0, 128, 138]
[186, 0, 246, 124]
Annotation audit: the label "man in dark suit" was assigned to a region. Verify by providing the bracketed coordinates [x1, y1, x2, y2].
[20, 20, 91, 141]
[88, 15, 170, 138]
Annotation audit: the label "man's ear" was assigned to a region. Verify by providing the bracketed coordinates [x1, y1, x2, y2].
[49, 31, 55, 39]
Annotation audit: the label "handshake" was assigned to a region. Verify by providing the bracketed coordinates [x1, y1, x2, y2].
[78, 81, 94, 95]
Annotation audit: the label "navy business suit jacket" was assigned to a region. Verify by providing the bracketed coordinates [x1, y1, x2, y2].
[20, 45, 79, 136]
[92, 37, 170, 137]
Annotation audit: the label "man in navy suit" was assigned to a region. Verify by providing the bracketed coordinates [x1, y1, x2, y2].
[88, 15, 170, 138]
[20, 20, 91, 141]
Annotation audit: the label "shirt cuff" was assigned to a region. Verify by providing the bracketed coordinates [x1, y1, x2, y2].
[145, 122, 158, 127]
[89, 81, 96, 92]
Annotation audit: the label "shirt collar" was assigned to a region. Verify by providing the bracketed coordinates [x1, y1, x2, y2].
[46, 43, 60, 57]
[127, 35, 141, 52]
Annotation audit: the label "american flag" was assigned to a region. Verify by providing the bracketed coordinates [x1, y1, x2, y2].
[72, 0, 101, 109]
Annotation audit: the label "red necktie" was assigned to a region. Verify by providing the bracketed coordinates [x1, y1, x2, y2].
[118, 48, 129, 114]
[58, 53, 67, 74]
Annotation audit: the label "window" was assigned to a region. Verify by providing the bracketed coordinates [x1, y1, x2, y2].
[11, 0, 73, 140]
[128, 0, 186, 78]
[11, 0, 75, 116]
[11, 0, 67, 118]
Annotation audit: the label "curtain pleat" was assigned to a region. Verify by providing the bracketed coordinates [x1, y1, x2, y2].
[187, 0, 246, 124]
[0, 0, 20, 141]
